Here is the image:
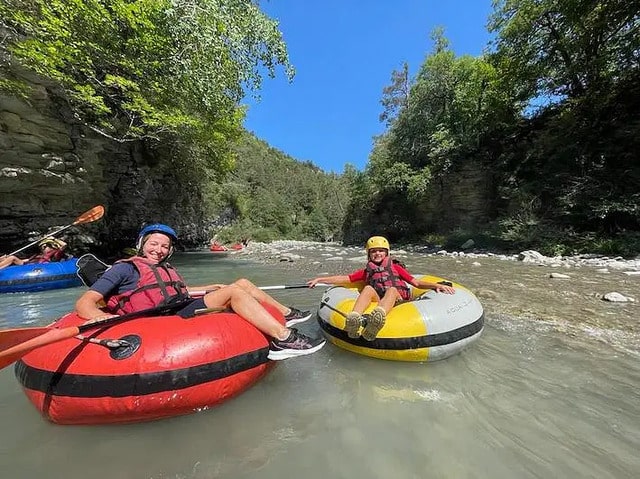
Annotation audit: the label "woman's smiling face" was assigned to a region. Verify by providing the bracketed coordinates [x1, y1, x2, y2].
[142, 232, 172, 263]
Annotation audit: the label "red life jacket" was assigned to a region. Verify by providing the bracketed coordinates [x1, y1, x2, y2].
[27, 248, 65, 264]
[27, 249, 65, 264]
[364, 256, 411, 300]
[106, 257, 190, 315]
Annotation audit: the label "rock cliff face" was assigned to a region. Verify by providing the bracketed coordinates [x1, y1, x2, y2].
[342, 160, 495, 244]
[416, 160, 495, 231]
[0, 70, 206, 257]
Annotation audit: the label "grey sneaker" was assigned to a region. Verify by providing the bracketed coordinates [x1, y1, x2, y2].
[284, 307, 313, 327]
[268, 328, 326, 360]
[361, 307, 386, 341]
[344, 311, 362, 338]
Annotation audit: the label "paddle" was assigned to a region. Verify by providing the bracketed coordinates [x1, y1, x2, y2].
[0, 299, 191, 370]
[6, 205, 105, 257]
[188, 283, 331, 296]
[259, 283, 330, 291]
[319, 300, 348, 318]
[77, 254, 333, 292]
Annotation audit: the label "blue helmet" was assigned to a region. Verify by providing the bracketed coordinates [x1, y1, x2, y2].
[136, 223, 178, 251]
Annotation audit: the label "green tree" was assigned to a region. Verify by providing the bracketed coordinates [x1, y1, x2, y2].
[487, 0, 640, 249]
[379, 62, 410, 127]
[208, 132, 349, 243]
[489, 0, 640, 103]
[374, 29, 508, 200]
[0, 0, 293, 150]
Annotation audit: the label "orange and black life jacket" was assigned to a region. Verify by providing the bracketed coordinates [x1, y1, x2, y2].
[106, 257, 189, 315]
[364, 256, 411, 300]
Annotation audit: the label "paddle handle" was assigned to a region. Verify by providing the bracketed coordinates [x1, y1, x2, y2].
[75, 301, 192, 334]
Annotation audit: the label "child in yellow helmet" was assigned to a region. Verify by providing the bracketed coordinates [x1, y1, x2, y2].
[307, 236, 455, 340]
[0, 238, 68, 270]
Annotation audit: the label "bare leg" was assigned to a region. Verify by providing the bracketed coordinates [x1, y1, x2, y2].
[378, 287, 403, 313]
[203, 284, 290, 340]
[0, 255, 26, 270]
[343, 285, 380, 338]
[360, 287, 402, 341]
[232, 278, 289, 315]
[352, 285, 380, 313]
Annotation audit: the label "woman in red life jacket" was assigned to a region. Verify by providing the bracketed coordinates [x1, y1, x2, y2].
[0, 238, 68, 270]
[75, 224, 325, 360]
[307, 236, 455, 341]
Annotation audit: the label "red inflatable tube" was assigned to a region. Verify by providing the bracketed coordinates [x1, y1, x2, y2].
[14, 304, 283, 425]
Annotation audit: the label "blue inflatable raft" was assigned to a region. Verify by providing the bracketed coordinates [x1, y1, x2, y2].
[0, 258, 81, 294]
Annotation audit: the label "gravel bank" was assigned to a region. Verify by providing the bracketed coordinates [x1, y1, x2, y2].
[236, 240, 640, 276]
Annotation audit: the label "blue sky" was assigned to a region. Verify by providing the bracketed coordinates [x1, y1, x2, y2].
[242, 1, 494, 173]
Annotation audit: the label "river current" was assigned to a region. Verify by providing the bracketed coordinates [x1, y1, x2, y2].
[0, 248, 638, 478]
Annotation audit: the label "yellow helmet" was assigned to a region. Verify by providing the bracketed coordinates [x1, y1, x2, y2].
[38, 238, 65, 249]
[365, 236, 390, 252]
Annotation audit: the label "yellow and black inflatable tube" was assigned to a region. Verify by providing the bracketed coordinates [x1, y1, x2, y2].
[317, 275, 484, 362]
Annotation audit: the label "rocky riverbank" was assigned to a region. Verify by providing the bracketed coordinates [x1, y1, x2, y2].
[228, 240, 639, 354]
[238, 240, 640, 283]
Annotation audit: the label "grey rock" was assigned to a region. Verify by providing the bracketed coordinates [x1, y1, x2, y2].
[461, 239, 475, 249]
[603, 292, 634, 303]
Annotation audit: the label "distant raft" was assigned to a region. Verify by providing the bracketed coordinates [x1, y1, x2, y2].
[317, 275, 484, 362]
[0, 258, 81, 294]
[209, 242, 244, 256]
[14, 304, 282, 425]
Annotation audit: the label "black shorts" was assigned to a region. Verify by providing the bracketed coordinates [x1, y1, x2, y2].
[174, 298, 207, 318]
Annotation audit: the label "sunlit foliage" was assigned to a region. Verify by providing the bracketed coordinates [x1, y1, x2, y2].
[0, 0, 292, 150]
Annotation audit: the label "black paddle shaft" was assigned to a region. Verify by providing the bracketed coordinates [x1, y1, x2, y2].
[76, 300, 193, 334]
[319, 300, 348, 319]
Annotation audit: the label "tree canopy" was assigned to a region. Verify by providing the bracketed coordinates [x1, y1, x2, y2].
[0, 0, 292, 150]
[489, 0, 639, 104]
[2, 0, 638, 254]
[344, 2, 639, 255]
[204, 132, 349, 243]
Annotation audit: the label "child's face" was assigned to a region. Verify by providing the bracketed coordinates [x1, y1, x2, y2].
[368, 248, 387, 263]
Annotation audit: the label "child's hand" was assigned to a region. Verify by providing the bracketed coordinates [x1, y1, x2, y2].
[434, 284, 455, 294]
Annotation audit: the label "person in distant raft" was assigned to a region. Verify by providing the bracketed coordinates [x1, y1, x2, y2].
[307, 236, 455, 341]
[75, 224, 324, 360]
[0, 238, 68, 270]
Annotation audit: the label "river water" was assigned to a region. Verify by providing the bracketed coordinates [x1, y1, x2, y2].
[0, 249, 638, 478]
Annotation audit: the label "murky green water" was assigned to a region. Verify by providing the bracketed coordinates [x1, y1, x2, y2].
[0, 251, 638, 478]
